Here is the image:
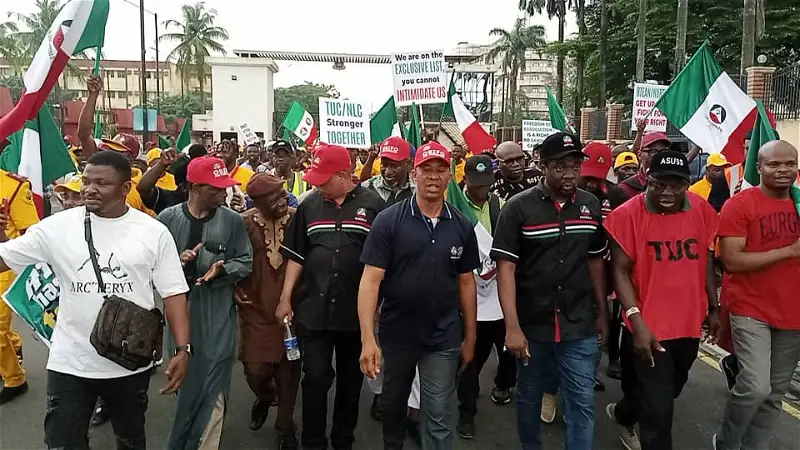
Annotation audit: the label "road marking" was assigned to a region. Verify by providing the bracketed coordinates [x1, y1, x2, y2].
[698, 351, 800, 421]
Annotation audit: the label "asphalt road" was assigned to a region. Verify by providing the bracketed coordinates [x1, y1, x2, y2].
[1, 322, 799, 450]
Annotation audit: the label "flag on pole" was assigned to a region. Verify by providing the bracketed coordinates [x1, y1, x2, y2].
[450, 84, 496, 153]
[175, 119, 191, 152]
[0, 107, 77, 216]
[446, 161, 497, 309]
[283, 101, 318, 146]
[0, 0, 110, 142]
[157, 134, 170, 149]
[407, 103, 423, 149]
[739, 100, 800, 215]
[655, 42, 756, 165]
[546, 86, 574, 134]
[370, 97, 401, 144]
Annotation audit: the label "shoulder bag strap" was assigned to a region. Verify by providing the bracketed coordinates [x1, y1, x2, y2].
[84, 209, 107, 296]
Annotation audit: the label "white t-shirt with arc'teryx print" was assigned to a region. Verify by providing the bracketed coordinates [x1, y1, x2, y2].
[0, 206, 189, 379]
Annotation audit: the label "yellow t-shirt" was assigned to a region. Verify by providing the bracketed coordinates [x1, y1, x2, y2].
[453, 153, 473, 185]
[0, 172, 40, 288]
[126, 168, 155, 217]
[356, 159, 381, 179]
[231, 165, 255, 190]
[689, 178, 712, 200]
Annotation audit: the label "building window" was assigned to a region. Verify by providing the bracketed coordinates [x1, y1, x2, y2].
[106, 91, 116, 99]
[119, 91, 127, 99]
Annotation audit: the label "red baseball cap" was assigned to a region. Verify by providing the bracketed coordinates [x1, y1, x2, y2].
[303, 143, 352, 186]
[414, 141, 451, 168]
[581, 142, 613, 179]
[640, 132, 671, 149]
[186, 156, 240, 189]
[379, 137, 412, 161]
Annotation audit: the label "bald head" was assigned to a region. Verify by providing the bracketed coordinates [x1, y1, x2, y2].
[496, 141, 524, 160]
[757, 140, 798, 163]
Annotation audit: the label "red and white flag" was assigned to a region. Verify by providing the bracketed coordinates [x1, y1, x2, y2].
[0, 0, 110, 142]
[451, 91, 496, 154]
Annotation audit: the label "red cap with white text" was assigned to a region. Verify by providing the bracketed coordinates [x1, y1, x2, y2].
[414, 141, 452, 168]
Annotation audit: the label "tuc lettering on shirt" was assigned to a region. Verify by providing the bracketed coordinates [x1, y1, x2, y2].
[647, 238, 700, 262]
[70, 281, 135, 294]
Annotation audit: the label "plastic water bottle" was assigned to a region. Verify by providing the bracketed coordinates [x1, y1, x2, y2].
[283, 318, 300, 361]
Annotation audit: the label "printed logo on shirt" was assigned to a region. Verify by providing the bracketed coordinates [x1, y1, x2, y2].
[72, 251, 134, 294]
[647, 239, 700, 262]
[355, 207, 368, 222]
[579, 204, 592, 219]
[450, 246, 463, 259]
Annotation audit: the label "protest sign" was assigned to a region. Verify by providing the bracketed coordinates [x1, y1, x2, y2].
[319, 98, 371, 149]
[2, 263, 59, 346]
[631, 83, 669, 132]
[238, 122, 260, 145]
[391, 50, 448, 107]
[522, 120, 558, 151]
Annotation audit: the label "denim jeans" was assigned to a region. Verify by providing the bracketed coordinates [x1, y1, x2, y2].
[44, 369, 152, 450]
[381, 345, 461, 450]
[516, 336, 597, 450]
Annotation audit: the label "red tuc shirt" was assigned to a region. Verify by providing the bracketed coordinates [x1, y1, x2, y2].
[605, 192, 718, 340]
[717, 188, 800, 329]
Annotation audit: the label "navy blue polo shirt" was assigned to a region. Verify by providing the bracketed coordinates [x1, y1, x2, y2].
[360, 197, 480, 351]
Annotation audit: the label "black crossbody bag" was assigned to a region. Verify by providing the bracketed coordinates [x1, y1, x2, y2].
[85, 210, 164, 370]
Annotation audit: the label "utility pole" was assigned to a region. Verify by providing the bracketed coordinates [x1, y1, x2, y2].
[155, 13, 160, 119]
[139, 0, 148, 144]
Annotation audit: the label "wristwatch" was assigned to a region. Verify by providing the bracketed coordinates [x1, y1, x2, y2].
[174, 344, 193, 357]
[625, 306, 641, 319]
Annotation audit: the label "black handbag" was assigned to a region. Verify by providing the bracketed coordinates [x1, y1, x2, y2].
[84, 210, 164, 371]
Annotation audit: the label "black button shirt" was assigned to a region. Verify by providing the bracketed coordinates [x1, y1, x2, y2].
[281, 186, 385, 331]
[490, 183, 607, 343]
[360, 198, 480, 351]
[490, 168, 543, 201]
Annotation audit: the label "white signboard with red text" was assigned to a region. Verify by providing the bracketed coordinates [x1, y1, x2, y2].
[631, 83, 669, 133]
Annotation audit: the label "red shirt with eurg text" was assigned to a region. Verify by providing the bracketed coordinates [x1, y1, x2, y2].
[717, 188, 800, 330]
[605, 192, 718, 340]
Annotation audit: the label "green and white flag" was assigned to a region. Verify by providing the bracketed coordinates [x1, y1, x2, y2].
[654, 42, 756, 165]
[546, 86, 574, 134]
[175, 119, 191, 152]
[370, 97, 401, 145]
[283, 101, 318, 145]
[2, 263, 60, 346]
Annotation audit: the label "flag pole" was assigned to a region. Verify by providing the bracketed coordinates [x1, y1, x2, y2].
[438, 70, 456, 133]
[93, 47, 103, 139]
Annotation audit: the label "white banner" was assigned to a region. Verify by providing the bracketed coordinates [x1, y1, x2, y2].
[318, 97, 372, 149]
[522, 120, 558, 151]
[391, 50, 448, 107]
[631, 83, 669, 132]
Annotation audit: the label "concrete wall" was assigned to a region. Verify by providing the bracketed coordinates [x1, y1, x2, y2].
[209, 57, 279, 143]
[776, 120, 800, 150]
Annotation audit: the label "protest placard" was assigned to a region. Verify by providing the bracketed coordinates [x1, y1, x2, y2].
[2, 263, 59, 346]
[319, 98, 371, 149]
[631, 83, 669, 132]
[522, 120, 558, 151]
[238, 122, 260, 145]
[391, 50, 448, 107]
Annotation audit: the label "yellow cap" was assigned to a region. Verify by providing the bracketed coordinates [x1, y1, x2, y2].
[614, 152, 639, 169]
[146, 148, 162, 165]
[55, 174, 82, 194]
[707, 153, 732, 168]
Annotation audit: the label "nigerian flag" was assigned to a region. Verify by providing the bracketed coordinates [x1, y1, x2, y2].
[741, 100, 800, 216]
[546, 86, 574, 133]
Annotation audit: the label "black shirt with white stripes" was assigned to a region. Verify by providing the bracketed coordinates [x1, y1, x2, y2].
[490, 182, 607, 343]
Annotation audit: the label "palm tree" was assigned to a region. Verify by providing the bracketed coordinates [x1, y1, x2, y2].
[740, 0, 756, 74]
[574, 0, 586, 121]
[635, 0, 647, 81]
[598, 0, 608, 108]
[160, 2, 229, 107]
[519, 0, 571, 102]
[674, 0, 688, 73]
[8, 0, 62, 50]
[0, 21, 26, 75]
[486, 18, 547, 127]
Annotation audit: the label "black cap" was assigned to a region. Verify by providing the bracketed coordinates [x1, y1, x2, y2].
[464, 155, 495, 186]
[649, 151, 690, 181]
[539, 132, 586, 162]
[271, 140, 294, 154]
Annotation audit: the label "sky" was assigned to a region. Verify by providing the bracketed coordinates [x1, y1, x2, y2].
[2, 0, 576, 108]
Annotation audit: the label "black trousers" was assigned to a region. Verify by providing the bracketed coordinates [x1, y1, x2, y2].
[297, 326, 363, 450]
[608, 300, 623, 363]
[44, 369, 152, 450]
[457, 319, 517, 419]
[614, 329, 700, 450]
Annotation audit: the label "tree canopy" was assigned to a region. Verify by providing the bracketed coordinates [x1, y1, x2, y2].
[146, 91, 211, 126]
[274, 82, 339, 128]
